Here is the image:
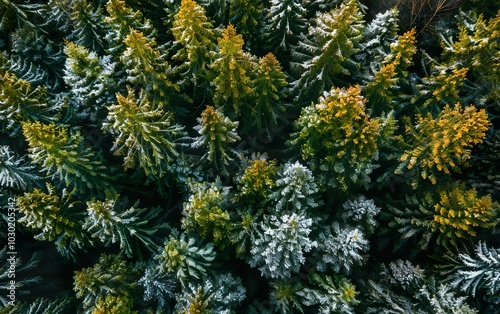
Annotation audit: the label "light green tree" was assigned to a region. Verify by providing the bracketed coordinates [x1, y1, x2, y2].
[181, 180, 233, 248]
[16, 184, 91, 259]
[22, 121, 111, 193]
[102, 87, 186, 180]
[192, 105, 240, 173]
[291, 85, 395, 190]
[211, 24, 256, 119]
[171, 0, 217, 90]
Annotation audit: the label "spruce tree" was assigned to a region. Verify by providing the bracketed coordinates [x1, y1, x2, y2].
[291, 0, 365, 104]
[210, 23, 256, 119]
[22, 121, 112, 193]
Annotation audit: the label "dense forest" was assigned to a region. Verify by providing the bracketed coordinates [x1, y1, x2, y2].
[0, 0, 499, 313]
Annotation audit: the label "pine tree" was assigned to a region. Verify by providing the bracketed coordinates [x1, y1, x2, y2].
[191, 105, 240, 174]
[243, 53, 288, 138]
[388, 183, 498, 250]
[102, 87, 186, 180]
[63, 41, 115, 121]
[237, 154, 278, 203]
[8, 24, 66, 90]
[314, 222, 368, 275]
[73, 254, 140, 313]
[0, 70, 57, 132]
[198, 0, 229, 26]
[69, 0, 110, 54]
[174, 273, 246, 313]
[441, 242, 500, 298]
[22, 121, 112, 193]
[171, 0, 217, 90]
[291, 85, 395, 190]
[339, 195, 380, 235]
[121, 29, 179, 105]
[83, 197, 169, 258]
[291, 0, 365, 104]
[16, 184, 91, 259]
[263, 0, 307, 59]
[181, 180, 233, 248]
[228, 0, 264, 51]
[296, 273, 359, 314]
[210, 24, 256, 119]
[103, 0, 155, 56]
[249, 213, 316, 279]
[138, 263, 176, 310]
[396, 104, 491, 186]
[0, 145, 41, 191]
[0, 0, 43, 36]
[363, 29, 417, 115]
[268, 279, 304, 313]
[269, 161, 320, 213]
[365, 260, 477, 314]
[415, 63, 468, 110]
[155, 230, 216, 288]
[356, 8, 400, 70]
[440, 9, 500, 108]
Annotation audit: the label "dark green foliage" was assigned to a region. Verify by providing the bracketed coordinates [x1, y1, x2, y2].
[0, 145, 41, 191]
[16, 184, 92, 259]
[69, 0, 110, 54]
[440, 242, 500, 298]
[0, 247, 41, 307]
[291, 0, 364, 104]
[263, 0, 307, 59]
[83, 197, 169, 257]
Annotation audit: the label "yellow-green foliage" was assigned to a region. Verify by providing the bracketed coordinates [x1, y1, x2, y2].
[103, 87, 184, 178]
[182, 181, 233, 247]
[398, 104, 490, 185]
[364, 29, 417, 113]
[211, 24, 255, 117]
[427, 67, 468, 103]
[17, 184, 76, 242]
[121, 30, 176, 98]
[74, 254, 138, 311]
[445, 10, 500, 103]
[433, 184, 498, 240]
[293, 85, 392, 190]
[22, 121, 110, 190]
[0, 71, 50, 129]
[238, 157, 278, 200]
[192, 105, 240, 171]
[172, 0, 216, 65]
[185, 288, 209, 314]
[91, 293, 137, 314]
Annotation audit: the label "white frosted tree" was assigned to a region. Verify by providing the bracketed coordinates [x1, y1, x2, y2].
[442, 242, 500, 297]
[0, 145, 41, 190]
[269, 161, 321, 213]
[249, 213, 316, 279]
[315, 222, 369, 275]
[340, 195, 380, 235]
